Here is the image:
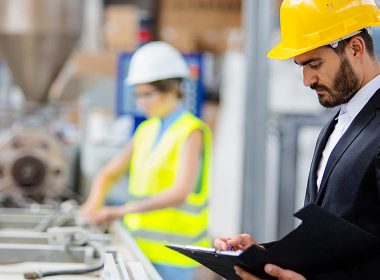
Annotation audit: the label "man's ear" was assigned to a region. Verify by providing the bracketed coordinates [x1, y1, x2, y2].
[348, 36, 365, 58]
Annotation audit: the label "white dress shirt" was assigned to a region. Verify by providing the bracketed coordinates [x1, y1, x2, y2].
[316, 74, 380, 190]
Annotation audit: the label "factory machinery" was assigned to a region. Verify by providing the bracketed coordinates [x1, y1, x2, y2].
[0, 1, 162, 279]
[0, 201, 162, 280]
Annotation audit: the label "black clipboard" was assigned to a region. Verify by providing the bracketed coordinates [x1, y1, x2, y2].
[166, 244, 270, 280]
[167, 204, 380, 279]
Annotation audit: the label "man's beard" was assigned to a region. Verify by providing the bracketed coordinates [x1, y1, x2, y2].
[310, 56, 361, 108]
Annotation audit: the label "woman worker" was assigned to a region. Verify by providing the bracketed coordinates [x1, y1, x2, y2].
[80, 41, 212, 280]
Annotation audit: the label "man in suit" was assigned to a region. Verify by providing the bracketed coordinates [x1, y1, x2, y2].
[214, 0, 380, 279]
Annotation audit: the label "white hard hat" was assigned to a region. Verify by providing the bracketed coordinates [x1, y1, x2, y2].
[126, 41, 189, 86]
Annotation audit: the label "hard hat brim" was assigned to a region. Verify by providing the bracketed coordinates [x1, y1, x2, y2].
[267, 42, 311, 60]
[268, 25, 380, 60]
[269, 13, 380, 60]
[125, 71, 189, 86]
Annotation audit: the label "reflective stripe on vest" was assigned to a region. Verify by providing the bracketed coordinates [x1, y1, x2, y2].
[136, 235, 210, 267]
[133, 229, 208, 245]
[128, 194, 208, 215]
[124, 112, 212, 266]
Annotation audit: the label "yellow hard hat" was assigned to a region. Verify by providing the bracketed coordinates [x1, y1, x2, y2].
[268, 0, 380, 60]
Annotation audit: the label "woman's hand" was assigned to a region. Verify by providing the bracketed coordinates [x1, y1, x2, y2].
[90, 206, 127, 224]
[85, 206, 128, 224]
[78, 201, 100, 220]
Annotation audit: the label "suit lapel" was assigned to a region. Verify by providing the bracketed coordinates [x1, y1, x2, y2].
[316, 91, 380, 204]
[307, 114, 337, 203]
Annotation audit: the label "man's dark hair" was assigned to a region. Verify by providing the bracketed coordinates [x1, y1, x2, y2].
[150, 78, 184, 99]
[331, 28, 376, 58]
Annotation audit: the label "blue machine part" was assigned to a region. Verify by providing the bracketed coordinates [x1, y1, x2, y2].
[116, 52, 205, 132]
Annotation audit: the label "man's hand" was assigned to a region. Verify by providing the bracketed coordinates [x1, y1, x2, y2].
[234, 264, 306, 280]
[214, 233, 258, 251]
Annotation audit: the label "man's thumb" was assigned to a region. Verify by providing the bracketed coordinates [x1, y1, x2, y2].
[264, 264, 282, 277]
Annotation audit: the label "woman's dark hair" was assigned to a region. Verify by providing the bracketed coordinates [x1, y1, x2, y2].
[330, 28, 375, 58]
[150, 78, 184, 99]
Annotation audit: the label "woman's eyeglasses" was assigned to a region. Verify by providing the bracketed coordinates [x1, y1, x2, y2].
[135, 89, 159, 99]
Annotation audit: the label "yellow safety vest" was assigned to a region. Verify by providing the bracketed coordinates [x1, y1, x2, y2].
[124, 112, 212, 267]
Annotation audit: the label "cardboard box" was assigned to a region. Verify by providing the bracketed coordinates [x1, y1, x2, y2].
[158, 0, 242, 53]
[104, 4, 139, 52]
[71, 51, 118, 77]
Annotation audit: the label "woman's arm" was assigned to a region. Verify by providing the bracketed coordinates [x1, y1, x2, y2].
[80, 141, 133, 217]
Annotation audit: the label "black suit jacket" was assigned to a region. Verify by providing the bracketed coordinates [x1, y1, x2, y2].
[305, 89, 380, 279]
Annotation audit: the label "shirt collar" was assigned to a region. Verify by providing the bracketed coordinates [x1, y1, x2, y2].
[340, 73, 380, 121]
[160, 103, 186, 129]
